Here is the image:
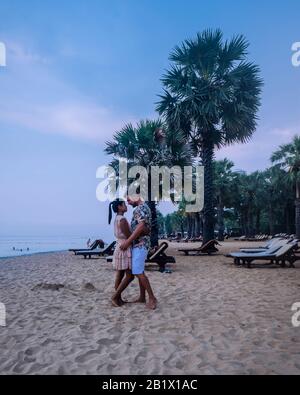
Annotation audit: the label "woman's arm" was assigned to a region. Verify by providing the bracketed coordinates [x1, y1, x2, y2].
[120, 218, 132, 238]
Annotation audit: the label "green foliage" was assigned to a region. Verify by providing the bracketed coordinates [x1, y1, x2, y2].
[271, 135, 300, 198]
[162, 141, 298, 238]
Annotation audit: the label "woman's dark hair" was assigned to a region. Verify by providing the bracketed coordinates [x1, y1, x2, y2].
[108, 199, 125, 224]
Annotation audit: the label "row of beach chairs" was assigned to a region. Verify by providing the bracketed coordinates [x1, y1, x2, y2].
[227, 237, 299, 268]
[167, 236, 203, 243]
[234, 235, 270, 242]
[69, 236, 299, 272]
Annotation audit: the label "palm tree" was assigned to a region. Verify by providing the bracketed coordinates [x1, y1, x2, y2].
[213, 159, 236, 241]
[105, 120, 192, 247]
[156, 29, 263, 243]
[271, 136, 300, 238]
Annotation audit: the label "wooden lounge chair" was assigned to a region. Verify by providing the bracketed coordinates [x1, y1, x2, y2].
[178, 240, 220, 256]
[69, 239, 105, 254]
[75, 241, 116, 259]
[147, 242, 176, 272]
[227, 242, 298, 268]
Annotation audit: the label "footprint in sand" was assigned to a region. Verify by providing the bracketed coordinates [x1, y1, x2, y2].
[82, 283, 97, 292]
[75, 349, 102, 364]
[32, 283, 65, 292]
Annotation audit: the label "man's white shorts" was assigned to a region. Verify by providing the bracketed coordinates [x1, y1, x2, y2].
[132, 246, 148, 275]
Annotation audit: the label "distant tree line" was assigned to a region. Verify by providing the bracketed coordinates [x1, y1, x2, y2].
[161, 136, 300, 241]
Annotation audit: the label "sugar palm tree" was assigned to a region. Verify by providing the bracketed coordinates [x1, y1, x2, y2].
[105, 119, 193, 247]
[156, 29, 263, 243]
[271, 136, 300, 238]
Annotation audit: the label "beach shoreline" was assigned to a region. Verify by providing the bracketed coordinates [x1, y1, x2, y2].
[1, 241, 300, 375]
[0, 250, 69, 261]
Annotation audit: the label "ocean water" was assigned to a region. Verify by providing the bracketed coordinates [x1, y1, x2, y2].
[0, 236, 99, 258]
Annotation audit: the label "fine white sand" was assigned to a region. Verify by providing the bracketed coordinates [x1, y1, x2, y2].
[0, 241, 300, 375]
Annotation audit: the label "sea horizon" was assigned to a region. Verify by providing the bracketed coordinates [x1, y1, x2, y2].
[0, 235, 108, 258]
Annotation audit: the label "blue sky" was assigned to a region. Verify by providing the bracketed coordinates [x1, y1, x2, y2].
[0, 0, 300, 237]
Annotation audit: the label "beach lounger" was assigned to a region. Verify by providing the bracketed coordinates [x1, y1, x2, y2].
[239, 238, 298, 254]
[69, 239, 105, 254]
[147, 242, 176, 272]
[178, 240, 220, 256]
[227, 242, 298, 268]
[75, 241, 116, 259]
[239, 238, 285, 254]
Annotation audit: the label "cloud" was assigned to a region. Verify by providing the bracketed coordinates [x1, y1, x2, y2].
[0, 100, 135, 143]
[216, 126, 300, 172]
[0, 40, 135, 143]
[8, 41, 49, 65]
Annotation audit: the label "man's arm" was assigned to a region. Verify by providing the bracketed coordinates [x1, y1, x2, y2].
[120, 222, 147, 250]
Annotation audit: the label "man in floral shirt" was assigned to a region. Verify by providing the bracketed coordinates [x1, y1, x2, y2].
[131, 201, 151, 250]
[119, 197, 157, 310]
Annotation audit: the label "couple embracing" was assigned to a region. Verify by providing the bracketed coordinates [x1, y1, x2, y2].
[108, 196, 157, 310]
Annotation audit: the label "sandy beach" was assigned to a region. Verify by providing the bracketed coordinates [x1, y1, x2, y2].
[0, 241, 300, 375]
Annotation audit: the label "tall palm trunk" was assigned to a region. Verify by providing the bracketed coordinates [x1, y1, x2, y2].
[217, 196, 225, 241]
[147, 174, 159, 248]
[181, 222, 185, 238]
[248, 209, 255, 237]
[255, 209, 261, 235]
[202, 141, 215, 243]
[187, 214, 192, 239]
[191, 214, 196, 238]
[285, 204, 292, 235]
[269, 206, 275, 236]
[245, 207, 250, 238]
[196, 213, 202, 237]
[147, 200, 159, 248]
[295, 181, 300, 239]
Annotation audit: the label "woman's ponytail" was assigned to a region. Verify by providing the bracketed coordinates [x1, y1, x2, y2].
[108, 202, 113, 224]
[108, 198, 124, 224]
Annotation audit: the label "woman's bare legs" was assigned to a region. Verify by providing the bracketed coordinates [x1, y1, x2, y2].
[112, 270, 134, 307]
[115, 270, 125, 290]
[113, 270, 126, 306]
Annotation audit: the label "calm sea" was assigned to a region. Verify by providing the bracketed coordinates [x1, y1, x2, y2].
[0, 236, 100, 258]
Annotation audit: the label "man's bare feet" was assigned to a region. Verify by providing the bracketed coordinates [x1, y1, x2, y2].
[146, 298, 157, 310]
[130, 298, 146, 304]
[111, 295, 122, 307]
